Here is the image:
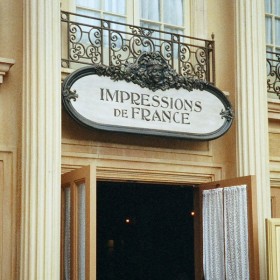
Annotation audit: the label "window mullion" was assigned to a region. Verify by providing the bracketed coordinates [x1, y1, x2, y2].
[128, 0, 137, 25]
[272, 0, 275, 51]
[160, 0, 164, 32]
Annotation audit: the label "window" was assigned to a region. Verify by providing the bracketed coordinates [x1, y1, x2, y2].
[265, 0, 280, 96]
[75, 0, 190, 36]
[265, 0, 280, 53]
[61, 0, 213, 82]
[76, 0, 127, 26]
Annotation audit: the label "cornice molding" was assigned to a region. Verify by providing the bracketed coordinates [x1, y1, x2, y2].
[61, 67, 73, 81]
[0, 57, 15, 84]
[268, 98, 280, 120]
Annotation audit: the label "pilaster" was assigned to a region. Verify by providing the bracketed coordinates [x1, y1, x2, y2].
[235, 1, 271, 279]
[20, 0, 61, 279]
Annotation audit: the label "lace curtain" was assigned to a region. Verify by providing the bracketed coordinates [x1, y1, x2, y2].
[203, 185, 249, 280]
[265, 0, 280, 50]
[64, 188, 71, 280]
[77, 0, 184, 27]
[76, 0, 126, 14]
[78, 183, 86, 280]
[141, 0, 183, 26]
[63, 183, 87, 280]
[224, 185, 249, 280]
[203, 188, 225, 279]
[76, 0, 126, 24]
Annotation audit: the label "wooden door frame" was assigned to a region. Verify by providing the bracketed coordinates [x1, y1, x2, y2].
[61, 165, 96, 280]
[193, 176, 259, 280]
[61, 163, 259, 280]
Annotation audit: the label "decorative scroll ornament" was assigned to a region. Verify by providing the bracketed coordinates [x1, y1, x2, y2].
[86, 52, 208, 92]
[62, 87, 78, 101]
[220, 107, 234, 121]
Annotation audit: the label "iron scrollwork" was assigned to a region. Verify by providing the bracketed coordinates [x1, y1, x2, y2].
[61, 10, 215, 84]
[267, 51, 280, 98]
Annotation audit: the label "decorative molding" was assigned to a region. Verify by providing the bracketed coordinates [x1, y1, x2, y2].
[61, 162, 222, 185]
[62, 150, 218, 168]
[268, 98, 280, 120]
[61, 145, 223, 184]
[266, 218, 280, 280]
[61, 67, 74, 81]
[270, 157, 280, 188]
[65, 52, 209, 92]
[118, 52, 208, 92]
[61, 138, 212, 158]
[96, 166, 219, 184]
[0, 57, 15, 84]
[270, 179, 280, 188]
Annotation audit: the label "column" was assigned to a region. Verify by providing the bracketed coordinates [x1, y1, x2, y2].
[235, 1, 271, 279]
[20, 0, 61, 279]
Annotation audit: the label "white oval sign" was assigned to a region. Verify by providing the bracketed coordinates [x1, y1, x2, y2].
[62, 60, 233, 140]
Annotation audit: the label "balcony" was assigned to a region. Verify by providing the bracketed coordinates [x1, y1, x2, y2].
[61, 11, 215, 84]
[267, 51, 280, 98]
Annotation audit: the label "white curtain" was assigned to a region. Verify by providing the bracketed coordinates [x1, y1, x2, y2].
[265, 0, 280, 48]
[202, 185, 249, 280]
[104, 0, 126, 15]
[76, 0, 126, 14]
[276, 0, 280, 16]
[224, 185, 249, 280]
[64, 188, 71, 280]
[78, 183, 86, 280]
[163, 0, 183, 26]
[141, 0, 160, 21]
[141, 0, 183, 26]
[202, 188, 225, 280]
[76, 0, 100, 9]
[76, 0, 126, 23]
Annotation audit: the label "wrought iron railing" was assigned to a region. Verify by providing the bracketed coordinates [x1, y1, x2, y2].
[267, 51, 280, 97]
[61, 10, 215, 84]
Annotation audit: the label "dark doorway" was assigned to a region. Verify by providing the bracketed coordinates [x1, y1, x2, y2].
[97, 181, 195, 280]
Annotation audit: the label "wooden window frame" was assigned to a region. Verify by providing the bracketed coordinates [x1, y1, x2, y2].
[265, 0, 280, 52]
[75, 0, 190, 35]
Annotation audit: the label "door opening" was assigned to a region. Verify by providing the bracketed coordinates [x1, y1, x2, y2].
[97, 181, 195, 280]
[61, 166, 258, 280]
